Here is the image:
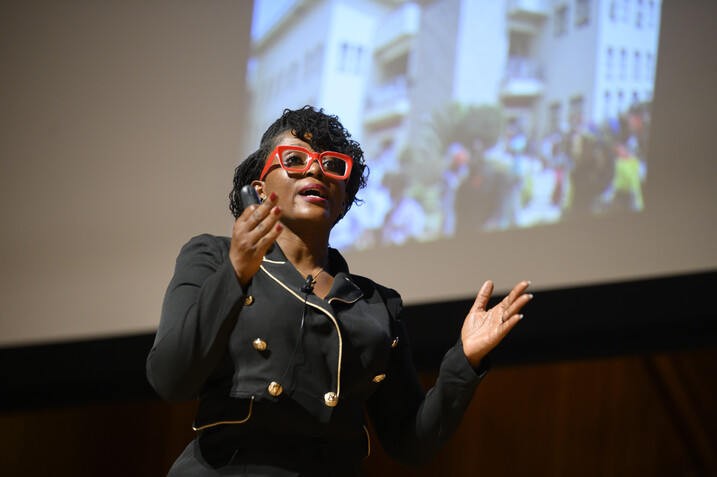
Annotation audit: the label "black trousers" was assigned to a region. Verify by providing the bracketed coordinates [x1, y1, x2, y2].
[167, 426, 365, 477]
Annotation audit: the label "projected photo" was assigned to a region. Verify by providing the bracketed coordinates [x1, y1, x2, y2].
[245, 0, 661, 252]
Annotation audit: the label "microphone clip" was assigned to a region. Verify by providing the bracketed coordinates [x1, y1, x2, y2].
[300, 274, 315, 294]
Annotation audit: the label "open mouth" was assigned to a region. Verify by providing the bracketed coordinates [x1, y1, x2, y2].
[298, 187, 327, 199]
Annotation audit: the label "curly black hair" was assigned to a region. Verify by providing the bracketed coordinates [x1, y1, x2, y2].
[229, 105, 369, 223]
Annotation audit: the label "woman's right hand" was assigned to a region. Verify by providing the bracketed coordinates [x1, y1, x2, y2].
[229, 192, 283, 288]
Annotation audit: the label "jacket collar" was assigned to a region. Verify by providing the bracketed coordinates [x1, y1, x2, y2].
[261, 244, 363, 304]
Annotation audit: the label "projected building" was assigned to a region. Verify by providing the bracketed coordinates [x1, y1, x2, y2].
[245, 0, 661, 246]
[246, 0, 392, 153]
[246, 0, 660, 155]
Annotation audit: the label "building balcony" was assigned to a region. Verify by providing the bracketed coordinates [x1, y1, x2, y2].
[506, 0, 549, 23]
[500, 77, 544, 100]
[363, 99, 410, 129]
[500, 57, 544, 100]
[363, 76, 410, 128]
[373, 3, 420, 64]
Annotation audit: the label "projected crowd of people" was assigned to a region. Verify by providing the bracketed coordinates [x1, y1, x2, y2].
[331, 103, 651, 251]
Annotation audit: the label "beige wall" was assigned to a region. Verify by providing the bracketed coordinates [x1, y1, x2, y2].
[0, 1, 251, 345]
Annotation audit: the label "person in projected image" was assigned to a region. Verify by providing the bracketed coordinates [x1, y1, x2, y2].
[455, 138, 503, 235]
[600, 142, 645, 212]
[381, 171, 426, 246]
[147, 106, 532, 476]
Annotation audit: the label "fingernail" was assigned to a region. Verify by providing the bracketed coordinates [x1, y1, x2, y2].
[272, 206, 281, 215]
[269, 192, 277, 201]
[275, 224, 282, 231]
[528, 294, 534, 299]
[518, 314, 524, 319]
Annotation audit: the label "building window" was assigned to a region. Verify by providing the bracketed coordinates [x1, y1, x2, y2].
[554, 5, 569, 37]
[646, 52, 653, 81]
[569, 96, 585, 125]
[356, 47, 364, 74]
[648, 0, 656, 28]
[305, 43, 324, 79]
[604, 91, 612, 119]
[620, 48, 627, 80]
[635, 0, 644, 28]
[617, 90, 625, 113]
[576, 0, 590, 27]
[549, 102, 562, 132]
[634, 51, 641, 80]
[606, 47, 614, 79]
[609, 0, 617, 21]
[623, 0, 630, 23]
[338, 42, 349, 72]
[337, 42, 365, 74]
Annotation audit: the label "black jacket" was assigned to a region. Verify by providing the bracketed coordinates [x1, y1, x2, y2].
[147, 234, 487, 475]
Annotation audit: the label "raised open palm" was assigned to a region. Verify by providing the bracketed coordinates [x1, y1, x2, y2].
[461, 280, 533, 367]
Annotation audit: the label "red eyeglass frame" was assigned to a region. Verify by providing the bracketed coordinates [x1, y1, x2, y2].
[259, 145, 353, 180]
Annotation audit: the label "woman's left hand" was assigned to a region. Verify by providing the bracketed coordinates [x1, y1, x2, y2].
[461, 280, 533, 367]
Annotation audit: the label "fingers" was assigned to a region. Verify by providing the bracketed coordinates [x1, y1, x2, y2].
[498, 311, 523, 333]
[470, 280, 494, 313]
[235, 193, 282, 245]
[230, 193, 283, 287]
[248, 204, 282, 240]
[462, 280, 532, 366]
[255, 214, 283, 252]
[499, 280, 533, 323]
[245, 193, 278, 227]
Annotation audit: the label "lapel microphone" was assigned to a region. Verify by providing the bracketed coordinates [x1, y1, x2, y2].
[301, 275, 314, 294]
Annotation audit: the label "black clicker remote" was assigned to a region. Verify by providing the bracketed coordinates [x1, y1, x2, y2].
[240, 184, 261, 207]
[239, 185, 275, 252]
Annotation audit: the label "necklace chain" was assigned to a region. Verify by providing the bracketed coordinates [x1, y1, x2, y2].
[307, 260, 329, 285]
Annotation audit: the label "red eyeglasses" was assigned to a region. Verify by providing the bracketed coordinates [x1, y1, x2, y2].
[260, 145, 353, 181]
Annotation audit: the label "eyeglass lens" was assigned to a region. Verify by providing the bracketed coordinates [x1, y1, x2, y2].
[280, 149, 348, 176]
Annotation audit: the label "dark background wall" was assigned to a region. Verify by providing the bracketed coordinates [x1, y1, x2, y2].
[2, 348, 716, 476]
[2, 271, 716, 476]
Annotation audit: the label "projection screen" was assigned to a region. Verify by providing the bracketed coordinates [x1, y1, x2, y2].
[1, 0, 715, 347]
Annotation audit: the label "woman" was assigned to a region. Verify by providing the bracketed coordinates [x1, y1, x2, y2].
[147, 106, 532, 476]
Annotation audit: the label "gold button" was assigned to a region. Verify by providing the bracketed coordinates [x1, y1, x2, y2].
[324, 392, 338, 407]
[252, 338, 267, 351]
[391, 337, 399, 348]
[267, 381, 283, 396]
[244, 295, 254, 306]
[372, 374, 386, 383]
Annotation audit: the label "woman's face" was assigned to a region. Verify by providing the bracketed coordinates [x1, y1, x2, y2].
[254, 131, 348, 231]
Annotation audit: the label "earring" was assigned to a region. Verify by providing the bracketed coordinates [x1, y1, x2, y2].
[260, 195, 267, 203]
